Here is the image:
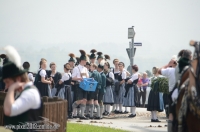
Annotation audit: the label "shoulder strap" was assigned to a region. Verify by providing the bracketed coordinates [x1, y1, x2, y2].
[77, 67, 83, 77]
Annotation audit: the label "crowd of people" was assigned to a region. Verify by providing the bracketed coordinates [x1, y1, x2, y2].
[0, 45, 193, 132]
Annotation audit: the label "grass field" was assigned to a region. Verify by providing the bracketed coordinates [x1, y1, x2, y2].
[67, 123, 128, 132]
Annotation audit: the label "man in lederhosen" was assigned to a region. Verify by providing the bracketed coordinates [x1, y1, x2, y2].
[97, 59, 106, 119]
[71, 50, 89, 120]
[2, 46, 42, 132]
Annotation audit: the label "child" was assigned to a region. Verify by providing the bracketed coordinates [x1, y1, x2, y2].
[137, 74, 143, 92]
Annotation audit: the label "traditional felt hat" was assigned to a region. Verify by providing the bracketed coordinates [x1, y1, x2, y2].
[75, 57, 80, 66]
[1, 46, 27, 80]
[79, 50, 86, 61]
[90, 49, 97, 59]
[104, 54, 110, 68]
[97, 52, 103, 60]
[104, 54, 110, 61]
[98, 59, 105, 70]
[68, 53, 76, 63]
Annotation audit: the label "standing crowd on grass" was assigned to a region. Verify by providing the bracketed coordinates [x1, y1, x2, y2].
[0, 46, 192, 132]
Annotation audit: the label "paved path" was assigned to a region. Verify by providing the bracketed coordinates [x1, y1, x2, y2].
[68, 108, 168, 132]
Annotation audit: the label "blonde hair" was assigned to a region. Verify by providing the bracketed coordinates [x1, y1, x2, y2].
[90, 63, 97, 69]
[113, 59, 119, 64]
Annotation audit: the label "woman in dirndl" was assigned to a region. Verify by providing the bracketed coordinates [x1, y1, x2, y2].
[112, 59, 120, 112]
[124, 65, 139, 117]
[47, 62, 62, 97]
[36, 58, 52, 97]
[103, 55, 114, 116]
[115, 62, 126, 114]
[59, 63, 73, 118]
[147, 67, 164, 122]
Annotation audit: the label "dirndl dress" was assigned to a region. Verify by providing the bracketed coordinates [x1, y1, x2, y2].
[36, 70, 49, 97]
[103, 85, 114, 105]
[147, 89, 164, 112]
[123, 84, 139, 107]
[115, 83, 125, 104]
[112, 79, 118, 103]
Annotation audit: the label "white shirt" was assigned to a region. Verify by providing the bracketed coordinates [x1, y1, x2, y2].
[106, 72, 115, 80]
[119, 69, 127, 80]
[28, 73, 34, 81]
[39, 69, 46, 77]
[129, 72, 139, 82]
[10, 82, 41, 116]
[113, 68, 120, 74]
[161, 67, 176, 92]
[61, 72, 71, 82]
[72, 64, 89, 82]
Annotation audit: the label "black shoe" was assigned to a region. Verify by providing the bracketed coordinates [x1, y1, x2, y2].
[128, 114, 136, 118]
[118, 111, 123, 114]
[79, 116, 89, 120]
[123, 111, 129, 114]
[105, 112, 110, 116]
[114, 110, 119, 114]
[152, 119, 161, 122]
[85, 114, 90, 117]
[89, 117, 94, 120]
[94, 117, 101, 120]
[73, 116, 78, 118]
[103, 111, 107, 115]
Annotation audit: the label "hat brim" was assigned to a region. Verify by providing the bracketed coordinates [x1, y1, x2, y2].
[1, 69, 27, 81]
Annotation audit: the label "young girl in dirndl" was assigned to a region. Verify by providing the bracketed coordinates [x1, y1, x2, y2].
[116, 62, 126, 114]
[124, 65, 139, 117]
[112, 59, 120, 112]
[103, 55, 114, 116]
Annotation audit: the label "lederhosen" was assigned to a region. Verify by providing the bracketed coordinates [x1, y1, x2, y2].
[36, 70, 49, 97]
[4, 86, 43, 132]
[87, 71, 99, 101]
[74, 68, 88, 100]
[98, 72, 105, 104]
[103, 73, 114, 105]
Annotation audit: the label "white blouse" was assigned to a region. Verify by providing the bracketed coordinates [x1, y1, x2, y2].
[61, 73, 72, 82]
[39, 69, 46, 77]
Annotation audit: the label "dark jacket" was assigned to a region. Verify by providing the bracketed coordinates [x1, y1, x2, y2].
[100, 72, 106, 94]
[90, 70, 102, 90]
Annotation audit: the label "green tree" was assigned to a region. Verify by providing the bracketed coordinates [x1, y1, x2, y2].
[145, 70, 152, 77]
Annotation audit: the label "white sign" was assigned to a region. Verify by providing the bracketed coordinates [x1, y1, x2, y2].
[128, 28, 135, 39]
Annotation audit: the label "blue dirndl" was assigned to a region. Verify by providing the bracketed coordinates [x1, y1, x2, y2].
[115, 83, 125, 104]
[103, 86, 114, 105]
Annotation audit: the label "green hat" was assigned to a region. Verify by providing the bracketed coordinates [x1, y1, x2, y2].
[79, 50, 86, 61]
[98, 59, 105, 70]
[90, 49, 97, 59]
[97, 52, 103, 60]
[2, 61, 27, 80]
[75, 57, 80, 66]
[68, 53, 76, 63]
[1, 46, 27, 80]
